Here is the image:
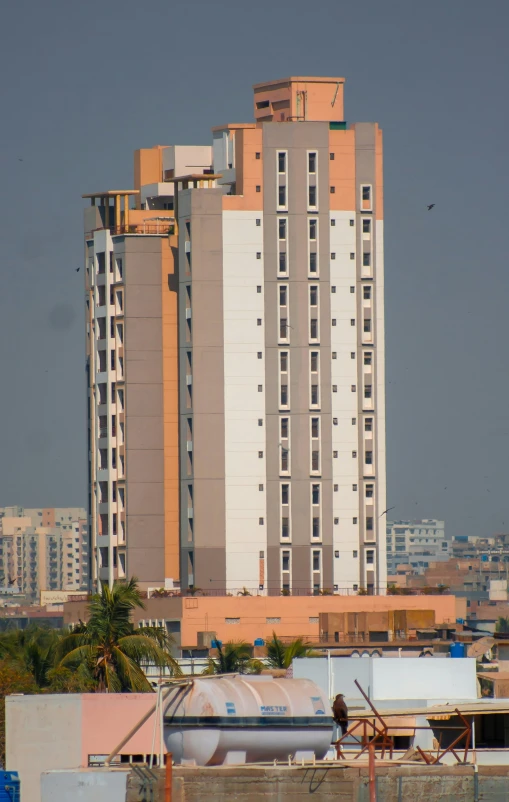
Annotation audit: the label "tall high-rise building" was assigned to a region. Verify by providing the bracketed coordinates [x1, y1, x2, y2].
[84, 76, 387, 594]
[0, 507, 88, 597]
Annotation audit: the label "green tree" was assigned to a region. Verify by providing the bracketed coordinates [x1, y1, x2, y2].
[266, 632, 316, 669]
[203, 641, 252, 675]
[496, 616, 509, 633]
[57, 577, 181, 692]
[0, 625, 61, 689]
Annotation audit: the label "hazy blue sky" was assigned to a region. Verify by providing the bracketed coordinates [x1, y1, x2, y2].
[0, 0, 507, 539]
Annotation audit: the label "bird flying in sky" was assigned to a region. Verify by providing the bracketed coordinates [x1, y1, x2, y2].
[427, 204, 435, 211]
[76, 267, 80, 272]
[380, 506, 395, 517]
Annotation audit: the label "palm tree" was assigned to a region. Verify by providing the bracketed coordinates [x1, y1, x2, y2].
[0, 625, 59, 688]
[57, 577, 181, 692]
[266, 632, 316, 669]
[203, 641, 252, 675]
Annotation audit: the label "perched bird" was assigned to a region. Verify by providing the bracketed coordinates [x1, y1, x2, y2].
[333, 693, 349, 736]
[427, 204, 435, 211]
[380, 506, 395, 517]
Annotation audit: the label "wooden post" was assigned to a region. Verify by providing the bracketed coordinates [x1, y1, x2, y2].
[165, 752, 173, 802]
[368, 742, 376, 802]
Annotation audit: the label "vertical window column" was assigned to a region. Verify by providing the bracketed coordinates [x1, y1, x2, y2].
[278, 217, 288, 275]
[279, 284, 289, 341]
[277, 151, 288, 210]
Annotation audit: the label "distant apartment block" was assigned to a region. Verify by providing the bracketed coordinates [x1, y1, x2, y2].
[84, 76, 387, 595]
[0, 507, 88, 597]
[386, 519, 449, 575]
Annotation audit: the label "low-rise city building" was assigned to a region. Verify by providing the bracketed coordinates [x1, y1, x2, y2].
[386, 519, 449, 574]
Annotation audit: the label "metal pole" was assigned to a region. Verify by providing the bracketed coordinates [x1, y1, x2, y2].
[149, 684, 160, 769]
[165, 752, 173, 802]
[160, 680, 165, 768]
[368, 742, 376, 802]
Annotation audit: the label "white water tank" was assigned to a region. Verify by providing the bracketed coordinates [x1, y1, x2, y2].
[164, 675, 332, 766]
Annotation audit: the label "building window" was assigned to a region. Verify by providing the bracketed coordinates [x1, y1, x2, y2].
[259, 517, 264, 525]
[281, 417, 289, 438]
[364, 385, 372, 399]
[312, 484, 320, 504]
[308, 186, 317, 207]
[256, 252, 261, 260]
[363, 285, 372, 299]
[364, 318, 372, 334]
[366, 517, 373, 531]
[258, 384, 263, 392]
[279, 218, 287, 239]
[259, 483, 264, 491]
[366, 484, 374, 498]
[330, 186, 335, 194]
[280, 384, 288, 405]
[311, 384, 319, 405]
[309, 252, 317, 273]
[312, 550, 321, 570]
[334, 484, 338, 491]
[310, 351, 319, 372]
[331, 252, 336, 260]
[362, 186, 371, 201]
[332, 352, 337, 359]
[352, 450, 357, 458]
[353, 517, 358, 524]
[331, 219, 336, 226]
[278, 186, 286, 206]
[310, 286, 318, 306]
[308, 152, 317, 173]
[258, 418, 263, 426]
[281, 517, 289, 538]
[280, 351, 288, 372]
[255, 152, 261, 160]
[256, 185, 261, 193]
[256, 218, 261, 226]
[281, 484, 289, 505]
[351, 385, 356, 392]
[257, 352, 262, 359]
[333, 417, 338, 425]
[311, 417, 319, 438]
[281, 447, 289, 472]
[366, 549, 374, 565]
[258, 451, 263, 458]
[365, 418, 373, 431]
[351, 319, 355, 326]
[350, 219, 354, 226]
[332, 286, 336, 293]
[310, 319, 318, 339]
[257, 318, 262, 326]
[332, 385, 337, 392]
[257, 285, 262, 293]
[312, 517, 320, 539]
[363, 252, 371, 267]
[332, 319, 337, 326]
[282, 550, 290, 571]
[350, 253, 355, 260]
[280, 319, 288, 339]
[278, 152, 286, 173]
[333, 451, 339, 458]
[311, 450, 320, 471]
[279, 252, 287, 273]
[364, 352, 372, 365]
[279, 285, 287, 306]
[365, 450, 373, 465]
[309, 219, 317, 240]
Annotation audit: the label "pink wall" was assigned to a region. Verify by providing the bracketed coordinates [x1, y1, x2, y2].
[81, 694, 159, 766]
